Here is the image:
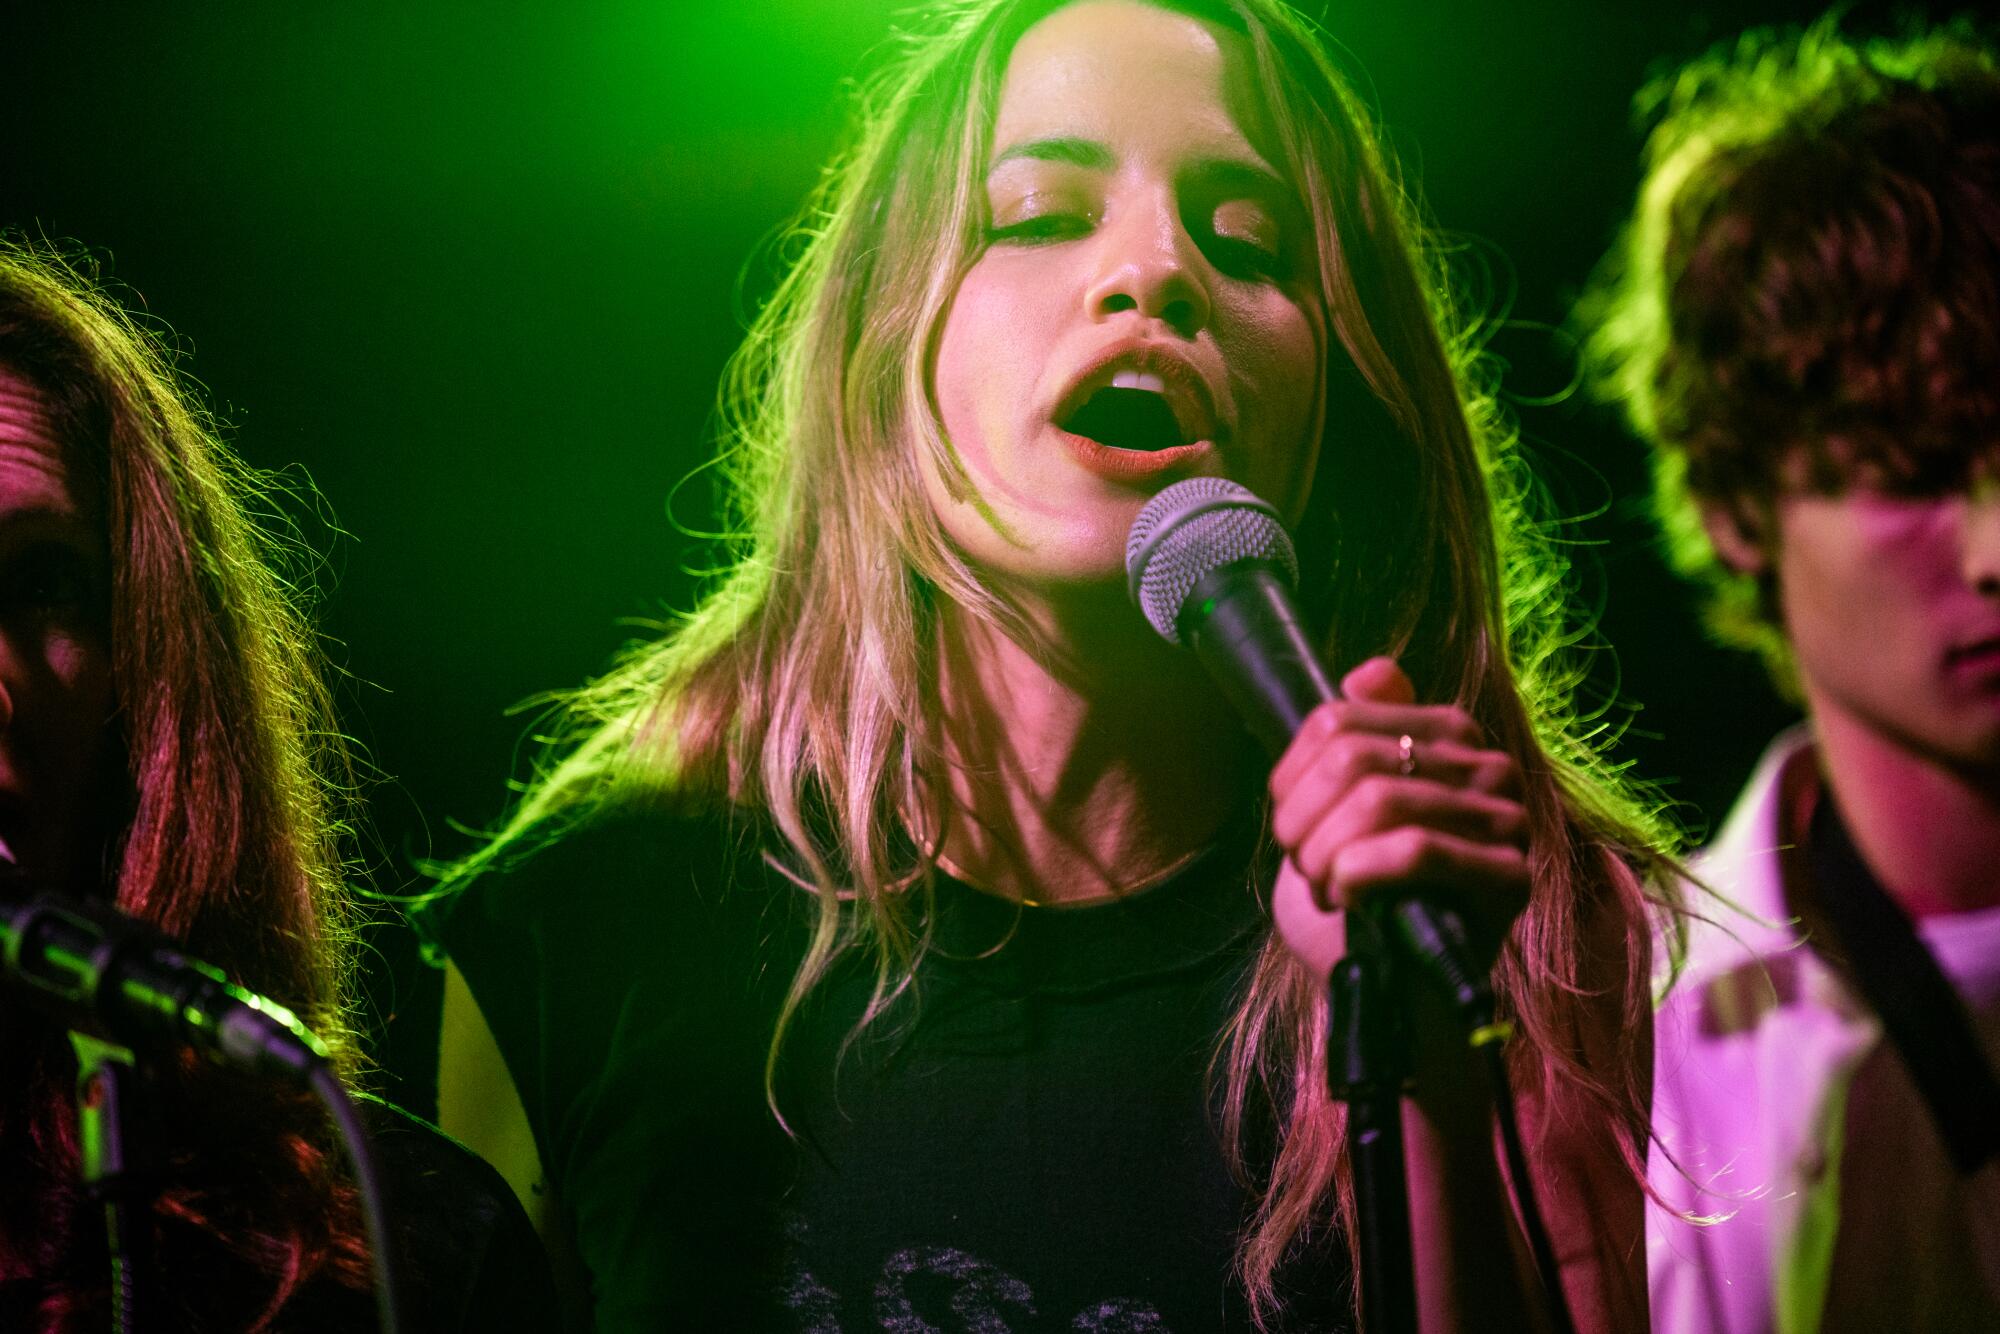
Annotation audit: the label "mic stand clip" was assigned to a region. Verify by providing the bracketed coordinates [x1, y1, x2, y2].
[71, 1031, 152, 1334]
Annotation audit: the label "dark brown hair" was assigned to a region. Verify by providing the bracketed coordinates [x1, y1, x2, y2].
[0, 240, 368, 1331]
[1584, 16, 2000, 687]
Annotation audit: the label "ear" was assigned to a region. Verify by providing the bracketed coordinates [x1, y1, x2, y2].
[1699, 499, 1770, 575]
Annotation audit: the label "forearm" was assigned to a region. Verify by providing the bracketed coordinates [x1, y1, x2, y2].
[1403, 993, 1540, 1333]
[1402, 998, 1648, 1333]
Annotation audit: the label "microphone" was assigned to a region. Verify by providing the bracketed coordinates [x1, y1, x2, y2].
[0, 882, 331, 1082]
[1125, 477, 1498, 1030]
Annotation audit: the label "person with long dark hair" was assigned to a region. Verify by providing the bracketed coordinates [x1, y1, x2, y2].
[424, 2, 1682, 1328]
[1585, 17, 2000, 1332]
[0, 239, 555, 1332]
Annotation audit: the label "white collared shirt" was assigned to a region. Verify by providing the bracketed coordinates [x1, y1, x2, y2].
[1647, 729, 2000, 1333]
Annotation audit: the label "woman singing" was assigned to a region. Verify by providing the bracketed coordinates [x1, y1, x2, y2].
[425, 1, 1678, 1329]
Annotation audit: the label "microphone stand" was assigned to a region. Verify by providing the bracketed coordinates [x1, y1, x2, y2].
[1131, 492, 1556, 1332]
[1173, 560, 1422, 1331]
[1325, 909, 1418, 1334]
[3, 890, 405, 1333]
[71, 1033, 152, 1334]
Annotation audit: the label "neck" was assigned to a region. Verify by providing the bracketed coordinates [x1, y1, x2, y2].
[932, 585, 1254, 905]
[1804, 702, 2000, 918]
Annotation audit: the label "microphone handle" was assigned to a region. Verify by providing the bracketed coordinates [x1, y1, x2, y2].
[0, 892, 329, 1081]
[1182, 560, 1498, 1024]
[1183, 560, 1336, 754]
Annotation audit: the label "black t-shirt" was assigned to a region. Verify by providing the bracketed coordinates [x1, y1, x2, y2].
[416, 803, 1353, 1332]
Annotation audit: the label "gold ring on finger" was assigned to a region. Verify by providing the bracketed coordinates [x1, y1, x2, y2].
[1397, 733, 1418, 777]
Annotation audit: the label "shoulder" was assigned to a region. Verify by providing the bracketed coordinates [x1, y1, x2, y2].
[412, 795, 777, 963]
[364, 1099, 563, 1331]
[275, 1100, 563, 1334]
[366, 1093, 530, 1218]
[1650, 733, 1866, 1193]
[1693, 728, 1811, 910]
[1669, 727, 1816, 987]
[412, 794, 804, 1090]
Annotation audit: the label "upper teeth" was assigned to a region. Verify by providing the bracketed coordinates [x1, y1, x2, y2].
[1110, 370, 1167, 393]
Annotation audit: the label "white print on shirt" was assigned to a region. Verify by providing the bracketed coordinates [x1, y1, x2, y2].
[783, 1240, 1170, 1331]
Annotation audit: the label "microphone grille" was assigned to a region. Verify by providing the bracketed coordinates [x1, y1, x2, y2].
[1125, 478, 1298, 645]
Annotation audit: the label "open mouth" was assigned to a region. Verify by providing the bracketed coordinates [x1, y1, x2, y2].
[1061, 380, 1190, 454]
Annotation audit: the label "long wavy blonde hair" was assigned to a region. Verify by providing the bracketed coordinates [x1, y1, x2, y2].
[459, 0, 1682, 1317]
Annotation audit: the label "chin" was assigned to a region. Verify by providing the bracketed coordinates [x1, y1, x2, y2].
[1895, 708, 2000, 778]
[1948, 723, 2000, 776]
[976, 522, 1135, 587]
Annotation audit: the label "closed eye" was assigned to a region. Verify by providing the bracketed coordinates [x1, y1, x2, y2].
[988, 213, 1094, 244]
[1199, 231, 1290, 281]
[0, 541, 106, 624]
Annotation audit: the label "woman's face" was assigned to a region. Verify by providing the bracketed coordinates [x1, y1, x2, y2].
[0, 365, 115, 891]
[926, 0, 1325, 595]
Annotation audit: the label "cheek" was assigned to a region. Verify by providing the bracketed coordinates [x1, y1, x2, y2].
[933, 258, 1058, 467]
[46, 628, 109, 685]
[927, 275, 1014, 542]
[36, 629, 116, 760]
[1225, 294, 1324, 516]
[1776, 503, 1941, 667]
[1779, 552, 1872, 663]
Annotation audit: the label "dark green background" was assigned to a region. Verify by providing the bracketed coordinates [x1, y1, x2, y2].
[5, 1, 1959, 1114]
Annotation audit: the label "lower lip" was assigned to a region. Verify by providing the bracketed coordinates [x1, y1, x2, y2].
[1948, 644, 2000, 683]
[1057, 430, 1212, 482]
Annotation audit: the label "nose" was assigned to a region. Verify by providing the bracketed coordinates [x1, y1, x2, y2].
[1966, 472, 2000, 596]
[1083, 190, 1211, 337]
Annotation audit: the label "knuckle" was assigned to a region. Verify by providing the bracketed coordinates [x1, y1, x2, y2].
[1325, 736, 1370, 793]
[1386, 826, 1432, 879]
[1267, 764, 1291, 803]
[1442, 706, 1481, 744]
[1351, 773, 1400, 826]
[1298, 831, 1339, 889]
[1328, 846, 1368, 901]
[1468, 751, 1520, 798]
[1271, 799, 1304, 848]
[1481, 844, 1531, 892]
[1271, 736, 1318, 794]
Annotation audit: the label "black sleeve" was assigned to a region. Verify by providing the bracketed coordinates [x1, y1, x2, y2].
[365, 1099, 564, 1333]
[405, 801, 803, 1329]
[407, 803, 768, 1189]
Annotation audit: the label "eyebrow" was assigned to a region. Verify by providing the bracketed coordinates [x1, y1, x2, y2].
[0, 508, 98, 549]
[986, 137, 1295, 202]
[1186, 157, 1294, 207]
[989, 136, 1116, 172]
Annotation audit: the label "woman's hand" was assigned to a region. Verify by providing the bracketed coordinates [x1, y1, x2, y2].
[1268, 657, 1649, 1333]
[1268, 656, 1531, 980]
